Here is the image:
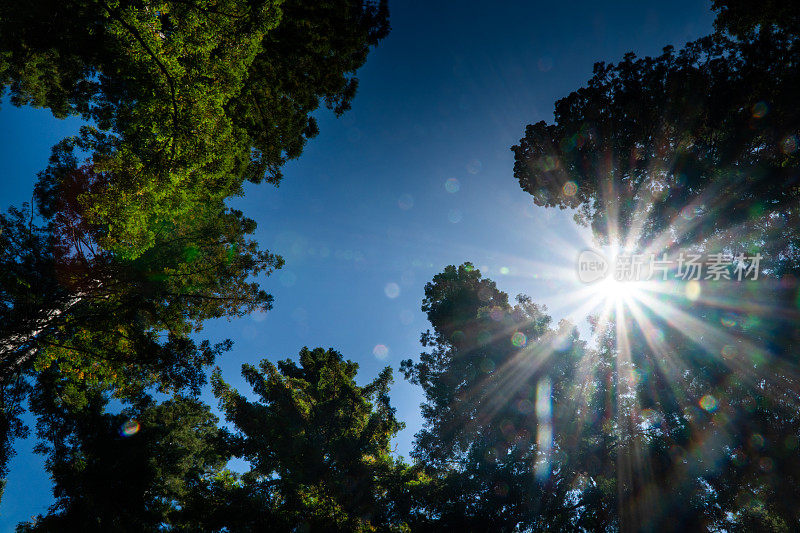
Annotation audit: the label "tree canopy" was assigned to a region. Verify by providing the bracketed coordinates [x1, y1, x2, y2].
[401, 264, 594, 531]
[0, 0, 389, 256]
[17, 388, 226, 532]
[509, 1, 800, 530]
[211, 347, 408, 532]
[0, 0, 389, 501]
[7, 0, 800, 531]
[511, 10, 799, 265]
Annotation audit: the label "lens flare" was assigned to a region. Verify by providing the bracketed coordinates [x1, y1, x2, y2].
[466, 159, 482, 174]
[372, 344, 389, 359]
[398, 194, 414, 210]
[120, 419, 140, 437]
[699, 394, 718, 412]
[535, 378, 553, 479]
[592, 276, 644, 304]
[781, 134, 798, 154]
[751, 101, 768, 118]
[444, 178, 460, 193]
[511, 332, 527, 347]
[384, 282, 400, 298]
[685, 280, 701, 301]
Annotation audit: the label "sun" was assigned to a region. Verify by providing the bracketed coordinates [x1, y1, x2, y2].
[592, 276, 644, 304]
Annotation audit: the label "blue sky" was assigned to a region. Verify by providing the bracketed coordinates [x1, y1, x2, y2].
[0, 0, 715, 527]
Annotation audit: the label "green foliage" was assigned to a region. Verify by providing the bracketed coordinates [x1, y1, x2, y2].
[2, 165, 282, 399]
[0, 0, 389, 257]
[0, 0, 388, 492]
[9, 1, 800, 530]
[0, 162, 280, 483]
[212, 347, 409, 532]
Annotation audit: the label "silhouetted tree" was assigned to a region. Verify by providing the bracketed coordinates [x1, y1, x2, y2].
[16, 378, 226, 531]
[401, 264, 596, 531]
[511, 2, 800, 530]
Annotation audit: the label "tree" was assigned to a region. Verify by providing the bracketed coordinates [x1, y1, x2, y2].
[510, 2, 800, 529]
[0, 173, 280, 388]
[0, 164, 280, 489]
[211, 347, 409, 532]
[0, 0, 389, 494]
[0, 0, 390, 257]
[712, 0, 800, 37]
[511, 16, 799, 268]
[0, 375, 30, 502]
[401, 264, 592, 531]
[16, 379, 227, 531]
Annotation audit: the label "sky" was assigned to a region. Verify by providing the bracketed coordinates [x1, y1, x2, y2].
[0, 1, 715, 528]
